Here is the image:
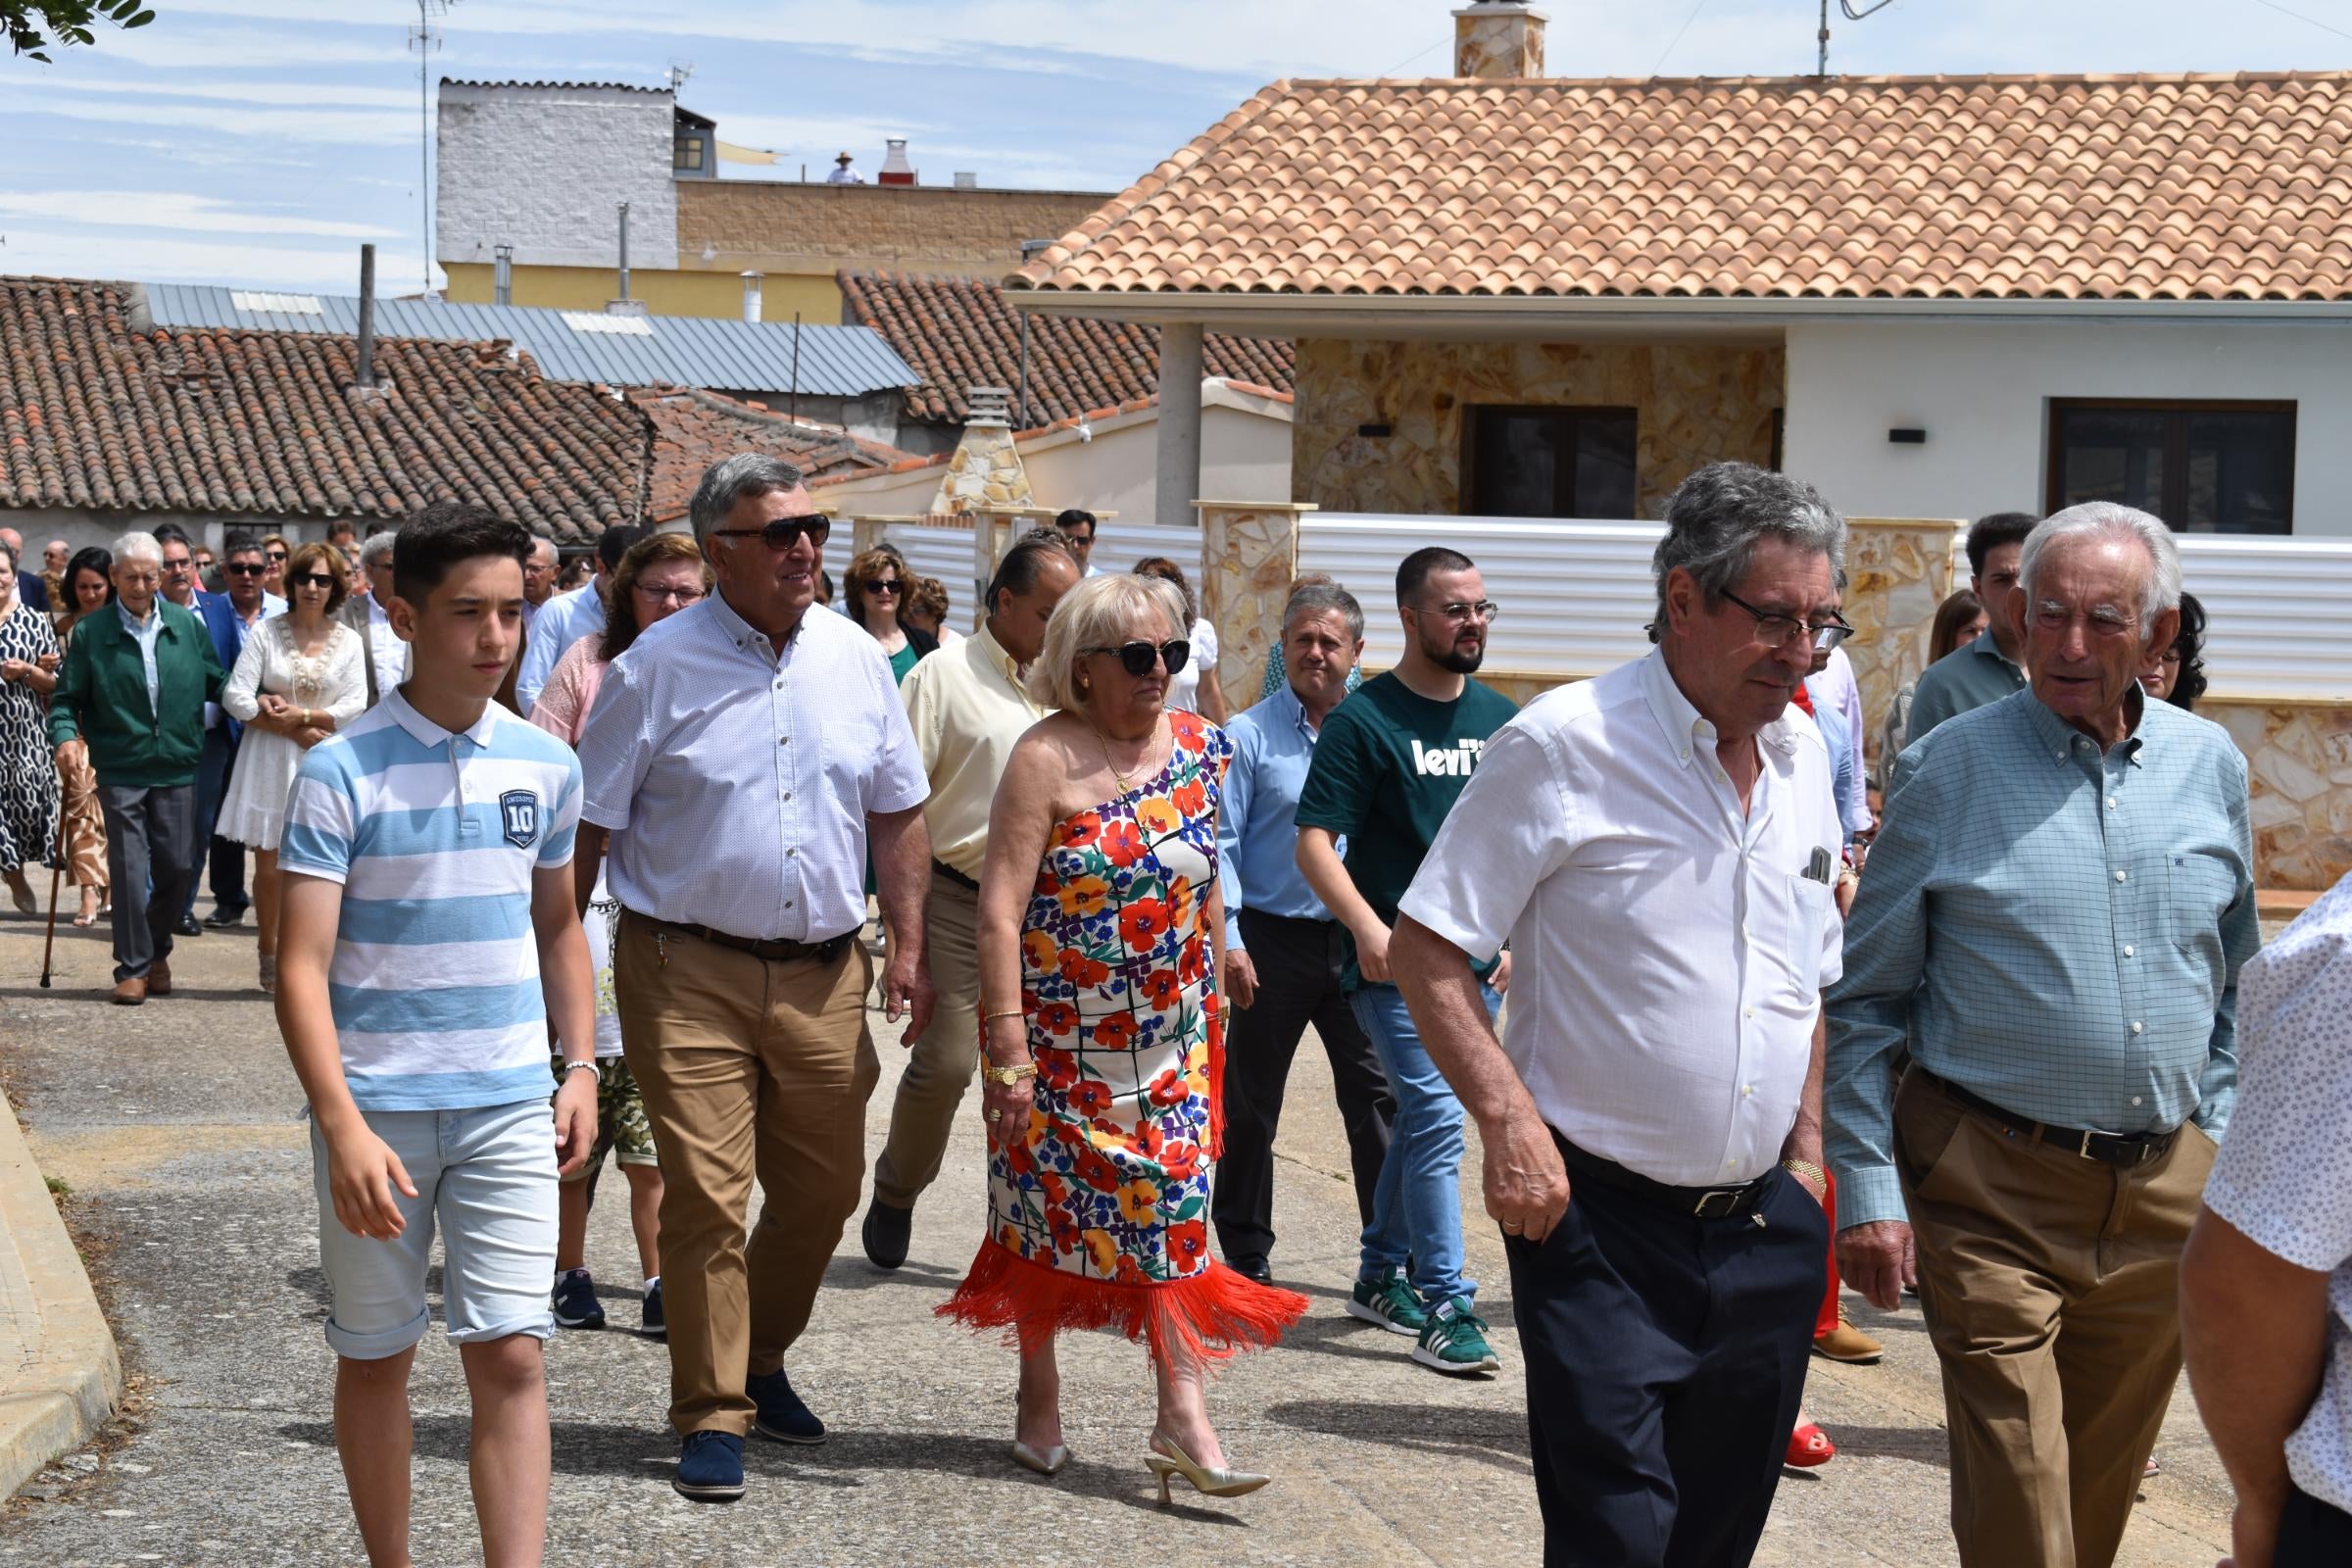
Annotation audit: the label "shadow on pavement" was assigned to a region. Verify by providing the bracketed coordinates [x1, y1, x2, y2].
[1818, 1424, 1952, 1468]
[1261, 1398, 1529, 1473]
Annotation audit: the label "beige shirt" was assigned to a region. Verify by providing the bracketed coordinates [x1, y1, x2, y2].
[899, 621, 1050, 880]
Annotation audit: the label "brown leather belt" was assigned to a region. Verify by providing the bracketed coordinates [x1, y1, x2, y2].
[1919, 1069, 2179, 1168]
[629, 910, 851, 965]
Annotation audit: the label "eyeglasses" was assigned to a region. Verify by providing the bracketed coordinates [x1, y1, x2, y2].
[709, 515, 831, 551]
[162, 558, 195, 573]
[1082, 639, 1191, 676]
[634, 582, 706, 607]
[290, 571, 336, 589]
[1417, 599, 1500, 624]
[224, 563, 267, 577]
[1720, 589, 1855, 651]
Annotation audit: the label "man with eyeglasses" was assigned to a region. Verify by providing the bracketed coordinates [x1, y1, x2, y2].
[1054, 509, 1103, 577]
[50, 531, 227, 1004]
[859, 528, 1079, 1270]
[521, 538, 560, 629]
[1387, 465, 1847, 1565]
[1295, 545, 1518, 1379]
[574, 454, 932, 1503]
[167, 525, 279, 933]
[514, 524, 648, 716]
[1829, 502, 2256, 1567]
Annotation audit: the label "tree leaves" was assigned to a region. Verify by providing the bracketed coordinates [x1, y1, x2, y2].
[6, 0, 160, 63]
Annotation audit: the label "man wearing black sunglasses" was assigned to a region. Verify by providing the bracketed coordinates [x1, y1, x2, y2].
[190, 530, 279, 931]
[574, 453, 934, 1503]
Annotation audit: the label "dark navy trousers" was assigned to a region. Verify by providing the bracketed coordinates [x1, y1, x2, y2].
[2278, 1484, 2352, 1566]
[1503, 1154, 1826, 1567]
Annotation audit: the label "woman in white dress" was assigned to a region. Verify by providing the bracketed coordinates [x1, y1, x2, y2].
[219, 541, 367, 993]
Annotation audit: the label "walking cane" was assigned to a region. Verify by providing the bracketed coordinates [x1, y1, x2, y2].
[38, 802, 66, 989]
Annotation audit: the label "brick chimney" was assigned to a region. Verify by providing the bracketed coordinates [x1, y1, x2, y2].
[1453, 1, 1545, 78]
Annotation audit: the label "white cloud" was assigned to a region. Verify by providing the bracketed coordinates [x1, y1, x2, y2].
[0, 230, 382, 291]
[92, 23, 405, 71]
[0, 190, 397, 238]
[0, 96, 413, 144]
[6, 74, 416, 108]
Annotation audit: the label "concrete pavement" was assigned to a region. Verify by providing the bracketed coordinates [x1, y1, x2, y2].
[0, 902, 2236, 1566]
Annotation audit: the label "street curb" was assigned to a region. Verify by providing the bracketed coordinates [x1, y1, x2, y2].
[0, 1097, 122, 1500]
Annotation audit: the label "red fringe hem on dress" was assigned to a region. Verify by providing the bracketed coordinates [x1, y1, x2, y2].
[938, 1242, 1309, 1365]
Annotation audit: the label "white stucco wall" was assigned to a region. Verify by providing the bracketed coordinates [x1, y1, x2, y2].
[435, 82, 679, 273]
[1783, 318, 2352, 534]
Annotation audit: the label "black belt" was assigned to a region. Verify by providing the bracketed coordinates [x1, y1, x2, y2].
[1919, 1069, 2179, 1169]
[930, 859, 979, 893]
[1553, 1132, 1775, 1221]
[628, 910, 851, 965]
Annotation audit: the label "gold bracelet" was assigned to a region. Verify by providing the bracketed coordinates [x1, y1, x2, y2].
[983, 1008, 1025, 1024]
[1781, 1157, 1826, 1187]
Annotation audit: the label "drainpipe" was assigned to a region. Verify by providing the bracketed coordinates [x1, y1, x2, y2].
[355, 242, 377, 389]
[741, 270, 763, 323]
[493, 243, 513, 306]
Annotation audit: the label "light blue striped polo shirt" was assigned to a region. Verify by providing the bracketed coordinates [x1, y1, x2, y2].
[279, 687, 583, 1112]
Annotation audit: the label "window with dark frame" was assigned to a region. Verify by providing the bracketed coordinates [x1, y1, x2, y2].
[1463, 405, 1640, 519]
[673, 134, 706, 172]
[2047, 400, 2295, 534]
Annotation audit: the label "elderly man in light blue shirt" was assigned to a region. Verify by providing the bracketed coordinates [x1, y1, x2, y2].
[1209, 581, 1395, 1285]
[1827, 501, 2257, 1568]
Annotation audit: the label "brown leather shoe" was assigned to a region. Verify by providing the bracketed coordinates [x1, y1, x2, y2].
[146, 960, 172, 998]
[110, 976, 147, 1006]
[1812, 1304, 1884, 1365]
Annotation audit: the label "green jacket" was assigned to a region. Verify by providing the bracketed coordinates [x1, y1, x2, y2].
[49, 601, 226, 788]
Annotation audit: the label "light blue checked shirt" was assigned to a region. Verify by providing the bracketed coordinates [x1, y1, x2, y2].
[1826, 686, 2257, 1231]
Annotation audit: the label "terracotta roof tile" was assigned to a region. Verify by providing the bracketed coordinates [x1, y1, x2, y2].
[1021, 73, 2352, 301]
[837, 270, 1294, 423]
[0, 277, 920, 542]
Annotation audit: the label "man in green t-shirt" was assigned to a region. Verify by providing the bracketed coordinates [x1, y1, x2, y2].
[1297, 546, 1518, 1377]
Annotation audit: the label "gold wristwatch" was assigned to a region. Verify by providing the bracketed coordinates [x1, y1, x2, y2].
[980, 1061, 1039, 1088]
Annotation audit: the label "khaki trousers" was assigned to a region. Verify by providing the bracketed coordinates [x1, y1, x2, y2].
[871, 869, 980, 1210]
[616, 911, 880, 1438]
[1894, 1066, 2216, 1568]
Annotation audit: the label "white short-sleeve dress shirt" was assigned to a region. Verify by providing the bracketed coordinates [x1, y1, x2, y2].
[1397, 648, 1845, 1187]
[2202, 873, 2352, 1515]
[575, 588, 928, 943]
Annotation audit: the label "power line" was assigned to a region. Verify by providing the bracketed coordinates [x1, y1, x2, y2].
[1651, 0, 1713, 74]
[1378, 35, 1448, 78]
[2249, 0, 2352, 43]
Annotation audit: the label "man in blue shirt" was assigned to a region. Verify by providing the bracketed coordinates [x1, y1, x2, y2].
[1828, 502, 2257, 1568]
[171, 528, 278, 930]
[512, 524, 646, 715]
[1212, 582, 1393, 1285]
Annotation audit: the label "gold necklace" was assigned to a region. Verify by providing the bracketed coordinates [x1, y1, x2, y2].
[1093, 718, 1161, 797]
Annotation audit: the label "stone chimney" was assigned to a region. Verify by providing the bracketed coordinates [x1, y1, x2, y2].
[931, 386, 1034, 514]
[1453, 1, 1545, 78]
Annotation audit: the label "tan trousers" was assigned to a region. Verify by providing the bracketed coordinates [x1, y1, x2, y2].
[615, 911, 880, 1438]
[871, 870, 980, 1210]
[1894, 1066, 2216, 1568]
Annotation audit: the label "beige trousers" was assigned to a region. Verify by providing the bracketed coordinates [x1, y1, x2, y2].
[1895, 1066, 2216, 1568]
[871, 869, 981, 1211]
[616, 911, 880, 1438]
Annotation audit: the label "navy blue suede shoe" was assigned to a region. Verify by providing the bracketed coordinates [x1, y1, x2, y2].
[673, 1431, 745, 1502]
[747, 1368, 826, 1446]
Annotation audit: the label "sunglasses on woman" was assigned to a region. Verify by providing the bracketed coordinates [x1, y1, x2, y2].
[1082, 639, 1191, 676]
[709, 515, 832, 551]
[864, 577, 901, 594]
[290, 571, 336, 589]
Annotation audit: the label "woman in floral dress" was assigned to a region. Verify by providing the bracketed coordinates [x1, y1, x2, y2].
[942, 573, 1305, 1502]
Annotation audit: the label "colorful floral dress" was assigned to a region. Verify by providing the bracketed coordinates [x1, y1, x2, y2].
[942, 710, 1307, 1361]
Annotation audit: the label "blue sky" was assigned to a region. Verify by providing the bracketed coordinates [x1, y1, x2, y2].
[2, 0, 2346, 295]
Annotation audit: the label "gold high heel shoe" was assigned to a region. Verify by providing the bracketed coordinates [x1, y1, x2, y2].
[1010, 1439, 1069, 1477]
[1146, 1431, 1268, 1505]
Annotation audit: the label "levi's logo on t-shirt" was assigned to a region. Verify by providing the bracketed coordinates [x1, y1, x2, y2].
[1409, 736, 1487, 778]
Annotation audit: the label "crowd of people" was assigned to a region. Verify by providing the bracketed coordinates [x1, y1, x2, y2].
[9, 451, 2347, 1568]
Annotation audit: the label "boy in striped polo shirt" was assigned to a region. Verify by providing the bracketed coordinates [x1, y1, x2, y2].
[276, 502, 598, 1567]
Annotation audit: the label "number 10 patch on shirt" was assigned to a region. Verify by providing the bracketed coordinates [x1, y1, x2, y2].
[501, 789, 541, 849]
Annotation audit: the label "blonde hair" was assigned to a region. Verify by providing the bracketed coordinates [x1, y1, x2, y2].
[1026, 572, 1188, 712]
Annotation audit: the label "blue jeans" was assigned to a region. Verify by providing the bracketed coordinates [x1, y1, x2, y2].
[1352, 980, 1499, 1308]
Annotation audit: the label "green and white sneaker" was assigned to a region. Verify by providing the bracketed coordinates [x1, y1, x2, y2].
[1347, 1267, 1430, 1336]
[1412, 1295, 1501, 1376]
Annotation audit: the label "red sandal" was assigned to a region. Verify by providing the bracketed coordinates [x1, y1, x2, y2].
[1786, 1421, 1838, 1468]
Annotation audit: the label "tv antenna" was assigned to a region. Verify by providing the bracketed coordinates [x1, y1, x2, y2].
[664, 61, 696, 91]
[410, 0, 455, 294]
[1819, 0, 1897, 76]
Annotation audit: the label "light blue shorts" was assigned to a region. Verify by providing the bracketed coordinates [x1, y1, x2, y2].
[310, 1099, 560, 1360]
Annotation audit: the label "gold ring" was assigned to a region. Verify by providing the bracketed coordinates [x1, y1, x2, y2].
[987, 1108, 1003, 1123]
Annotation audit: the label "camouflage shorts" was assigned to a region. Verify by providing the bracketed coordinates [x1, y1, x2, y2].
[550, 1055, 658, 1180]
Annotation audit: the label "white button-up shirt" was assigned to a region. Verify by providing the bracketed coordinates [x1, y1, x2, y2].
[575, 587, 928, 942]
[364, 595, 409, 702]
[1397, 647, 1844, 1187]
